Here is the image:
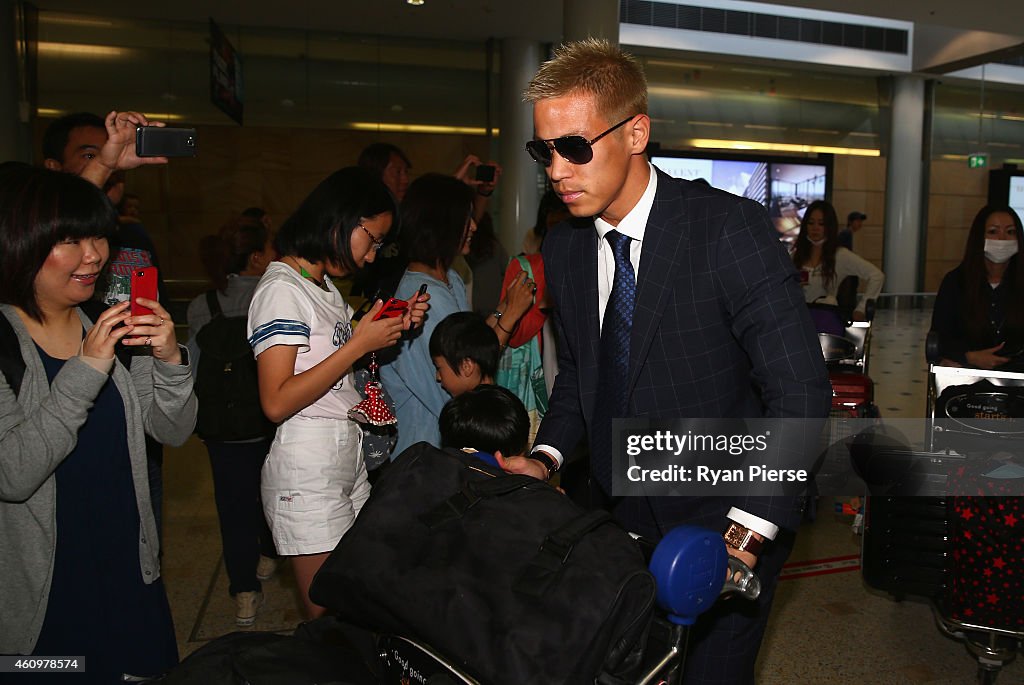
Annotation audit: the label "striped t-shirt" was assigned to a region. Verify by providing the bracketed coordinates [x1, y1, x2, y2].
[247, 261, 360, 420]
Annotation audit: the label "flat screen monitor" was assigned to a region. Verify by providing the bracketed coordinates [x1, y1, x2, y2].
[649, 149, 832, 242]
[1007, 175, 1024, 215]
[1009, 175, 1024, 217]
[987, 168, 1024, 217]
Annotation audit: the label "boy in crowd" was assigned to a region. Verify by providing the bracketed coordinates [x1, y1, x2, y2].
[429, 311, 500, 398]
[439, 385, 529, 467]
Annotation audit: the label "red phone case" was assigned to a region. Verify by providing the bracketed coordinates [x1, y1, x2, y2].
[130, 267, 158, 317]
[372, 297, 408, 321]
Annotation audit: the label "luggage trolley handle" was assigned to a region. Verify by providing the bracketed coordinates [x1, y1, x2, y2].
[724, 556, 761, 601]
[636, 559, 760, 685]
[639, 527, 762, 685]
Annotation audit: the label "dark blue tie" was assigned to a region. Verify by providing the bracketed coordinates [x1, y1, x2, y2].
[592, 229, 636, 493]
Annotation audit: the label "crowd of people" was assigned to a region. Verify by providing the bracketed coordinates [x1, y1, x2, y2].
[1, 37, 1021, 685]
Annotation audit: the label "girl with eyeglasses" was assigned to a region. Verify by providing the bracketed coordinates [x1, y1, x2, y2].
[247, 166, 427, 619]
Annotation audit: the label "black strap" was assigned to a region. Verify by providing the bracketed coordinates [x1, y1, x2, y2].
[0, 312, 25, 397]
[205, 289, 223, 319]
[468, 474, 538, 498]
[418, 474, 538, 529]
[513, 510, 615, 597]
[0, 302, 133, 397]
[78, 298, 109, 324]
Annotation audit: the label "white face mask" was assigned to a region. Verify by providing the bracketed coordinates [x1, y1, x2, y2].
[808, 237, 827, 247]
[985, 238, 1019, 264]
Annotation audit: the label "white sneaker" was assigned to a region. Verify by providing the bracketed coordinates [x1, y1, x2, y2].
[235, 591, 263, 627]
[256, 555, 278, 581]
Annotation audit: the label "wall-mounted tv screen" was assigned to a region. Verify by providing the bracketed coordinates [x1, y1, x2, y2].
[988, 167, 1024, 218]
[1012, 176, 1024, 217]
[649, 148, 832, 242]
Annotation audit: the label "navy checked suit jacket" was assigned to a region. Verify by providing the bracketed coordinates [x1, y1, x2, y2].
[536, 170, 831, 532]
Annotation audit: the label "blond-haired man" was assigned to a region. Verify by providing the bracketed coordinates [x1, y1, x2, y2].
[519, 39, 830, 684]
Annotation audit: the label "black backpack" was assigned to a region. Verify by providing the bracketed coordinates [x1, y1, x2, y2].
[310, 443, 656, 685]
[194, 290, 273, 442]
[0, 301, 132, 397]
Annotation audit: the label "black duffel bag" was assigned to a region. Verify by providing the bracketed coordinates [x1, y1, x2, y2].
[310, 442, 656, 685]
[153, 618, 379, 685]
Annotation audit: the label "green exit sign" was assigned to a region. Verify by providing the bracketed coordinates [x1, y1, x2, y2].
[968, 153, 988, 168]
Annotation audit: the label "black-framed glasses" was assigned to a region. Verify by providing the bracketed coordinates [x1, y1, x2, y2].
[358, 223, 384, 252]
[525, 116, 636, 167]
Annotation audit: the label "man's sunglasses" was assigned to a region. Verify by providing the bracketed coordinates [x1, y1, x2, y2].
[525, 116, 636, 167]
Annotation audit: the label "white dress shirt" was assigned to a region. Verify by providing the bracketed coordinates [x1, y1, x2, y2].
[594, 163, 659, 332]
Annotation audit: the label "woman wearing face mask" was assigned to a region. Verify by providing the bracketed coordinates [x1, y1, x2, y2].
[792, 200, 885, 322]
[931, 205, 1024, 370]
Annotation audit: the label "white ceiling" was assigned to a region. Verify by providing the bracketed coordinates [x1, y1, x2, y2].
[28, 0, 1024, 44]
[766, 0, 1024, 38]
[27, 0, 1024, 162]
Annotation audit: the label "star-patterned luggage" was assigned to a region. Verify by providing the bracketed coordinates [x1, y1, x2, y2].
[929, 370, 1024, 631]
[945, 491, 1023, 631]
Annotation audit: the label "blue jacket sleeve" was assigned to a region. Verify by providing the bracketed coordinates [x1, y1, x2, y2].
[380, 273, 464, 454]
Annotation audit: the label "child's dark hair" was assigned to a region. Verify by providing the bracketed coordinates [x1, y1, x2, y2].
[439, 385, 529, 458]
[429, 311, 500, 380]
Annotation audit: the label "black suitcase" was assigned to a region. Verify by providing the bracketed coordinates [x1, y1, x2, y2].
[861, 495, 950, 600]
[153, 619, 379, 685]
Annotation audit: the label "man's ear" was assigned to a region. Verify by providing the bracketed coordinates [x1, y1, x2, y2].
[43, 159, 62, 172]
[629, 114, 651, 154]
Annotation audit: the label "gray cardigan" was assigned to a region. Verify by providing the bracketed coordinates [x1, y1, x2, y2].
[0, 304, 198, 654]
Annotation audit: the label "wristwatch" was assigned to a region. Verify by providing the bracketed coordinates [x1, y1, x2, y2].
[529, 451, 559, 479]
[723, 522, 764, 556]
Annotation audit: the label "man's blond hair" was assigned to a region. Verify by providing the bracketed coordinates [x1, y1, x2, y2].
[524, 38, 648, 123]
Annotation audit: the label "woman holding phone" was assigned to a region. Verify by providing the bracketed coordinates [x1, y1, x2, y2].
[247, 166, 427, 618]
[0, 164, 196, 680]
[379, 173, 534, 456]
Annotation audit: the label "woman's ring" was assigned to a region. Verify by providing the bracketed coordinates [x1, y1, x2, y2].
[159, 317, 165, 326]
[145, 336, 152, 346]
